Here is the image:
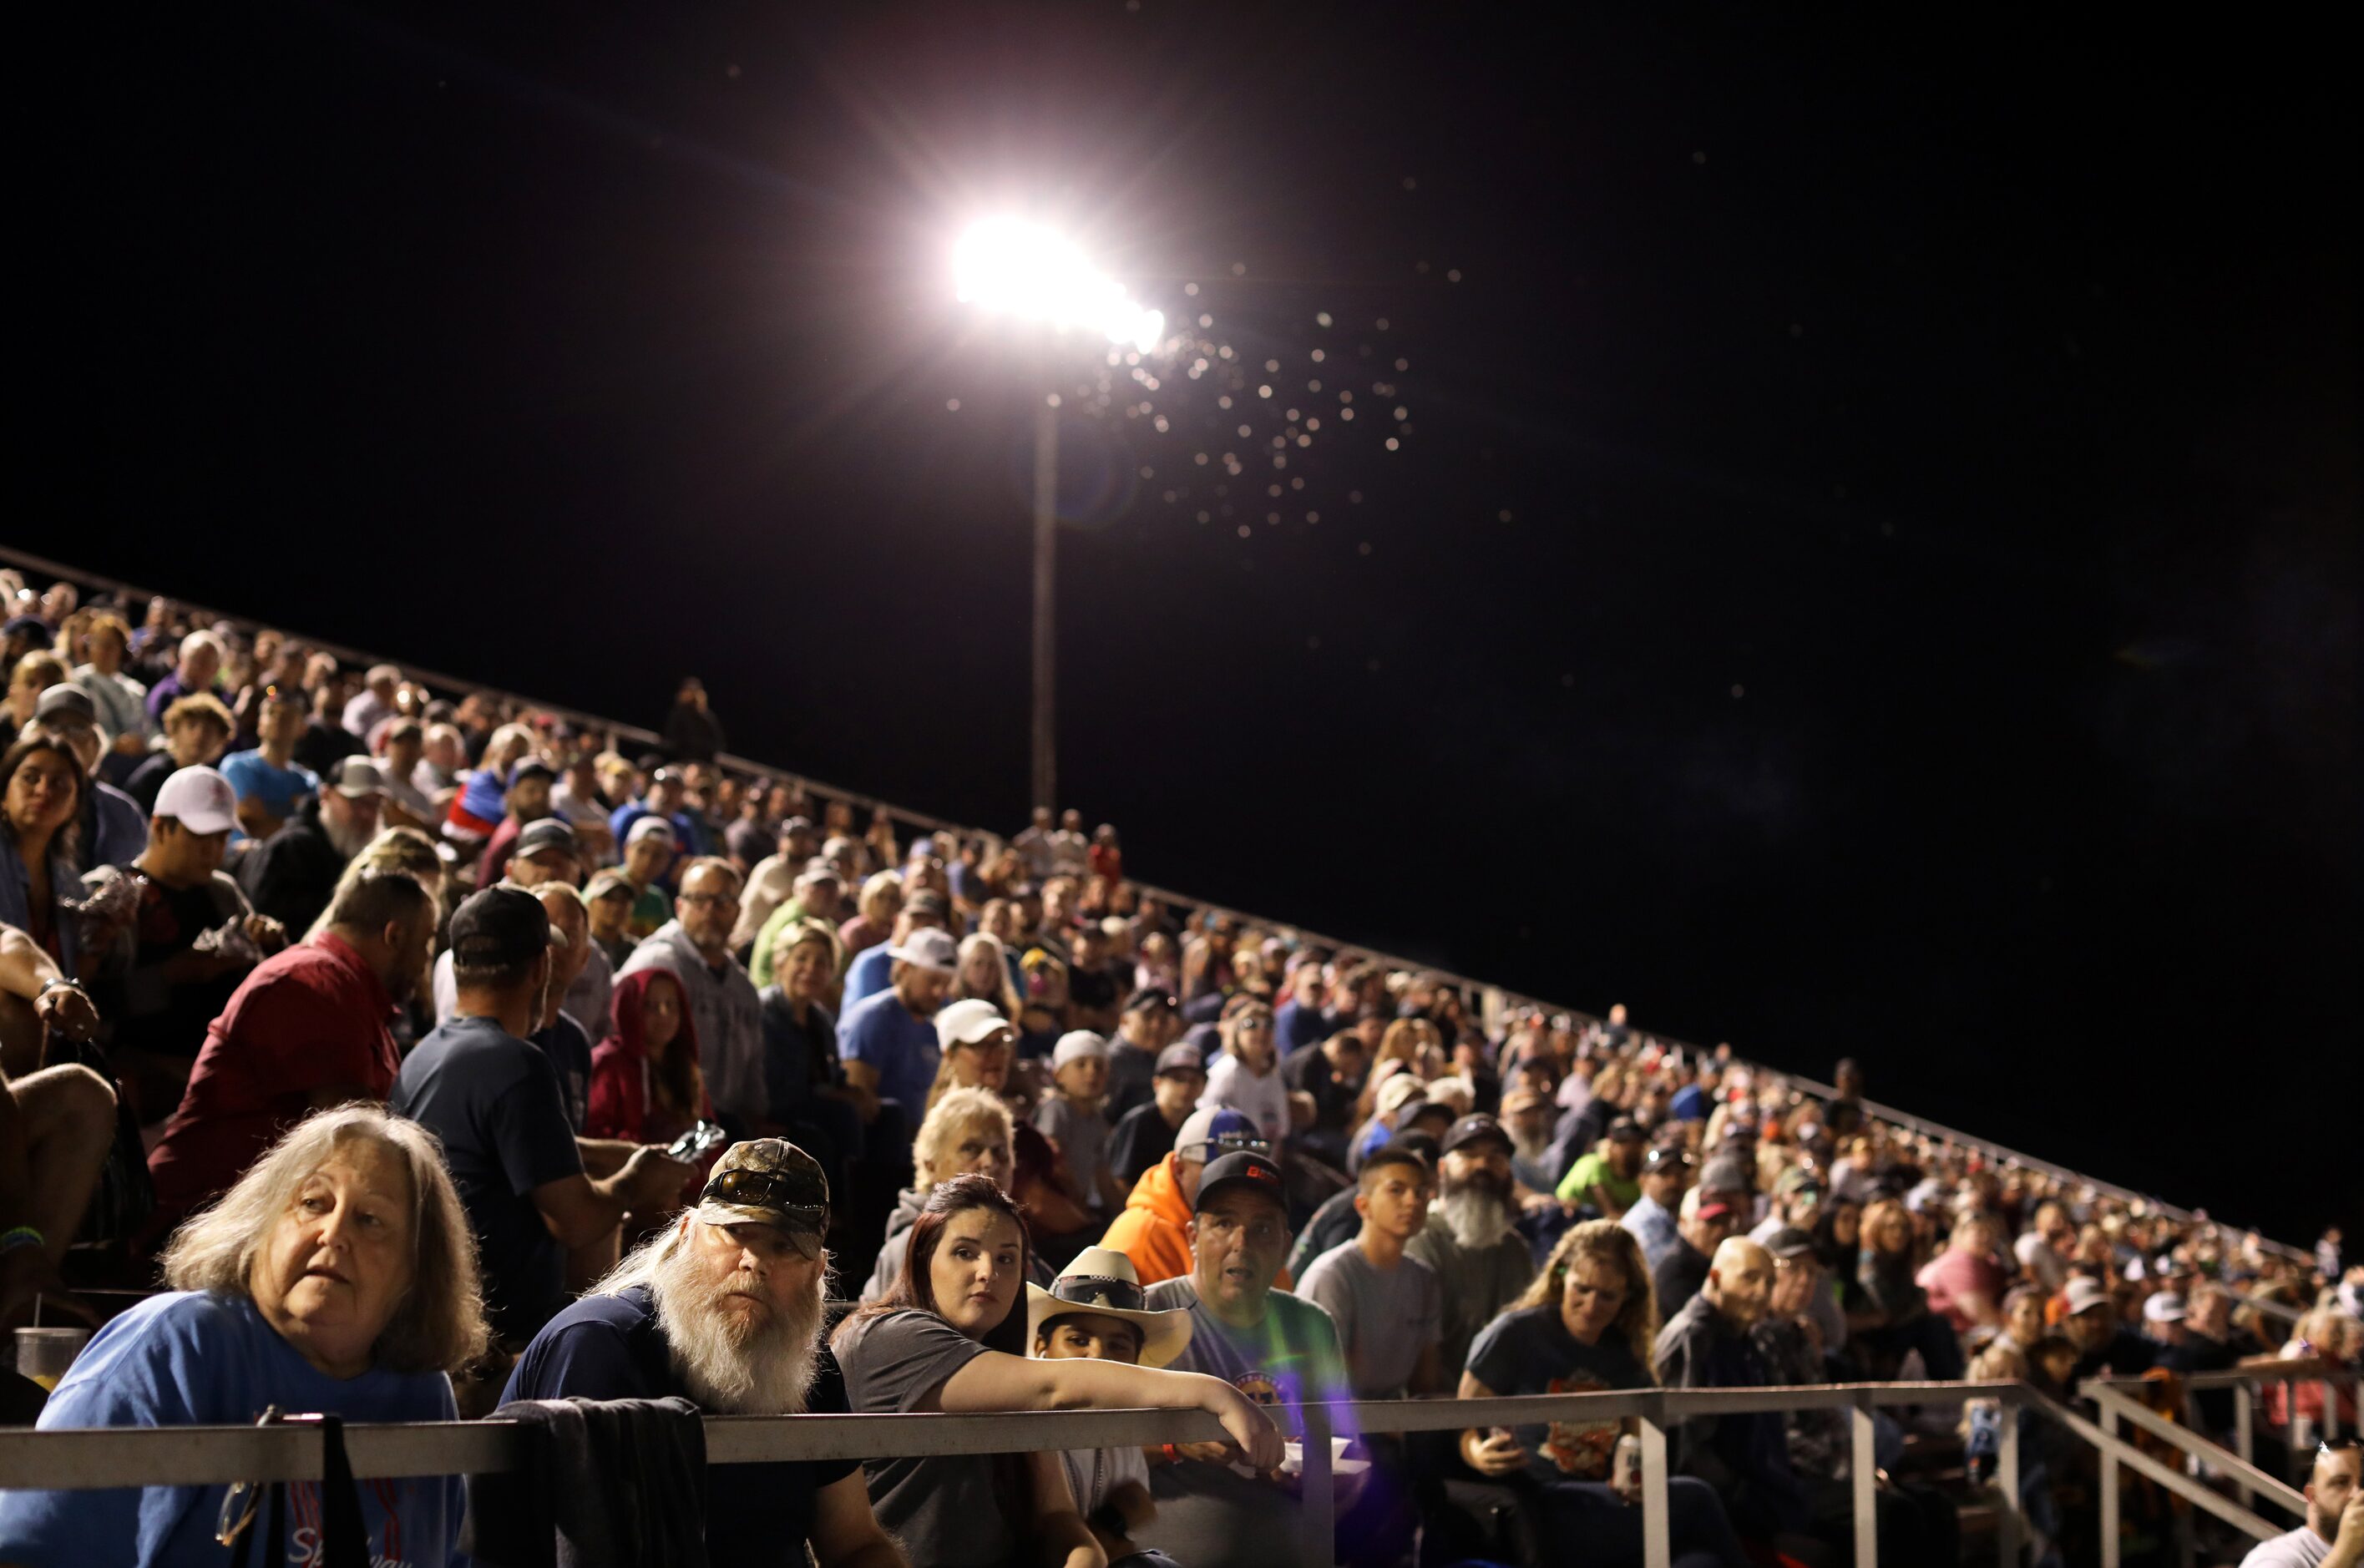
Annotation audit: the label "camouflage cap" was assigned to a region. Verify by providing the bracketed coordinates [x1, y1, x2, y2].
[691, 1139, 830, 1254]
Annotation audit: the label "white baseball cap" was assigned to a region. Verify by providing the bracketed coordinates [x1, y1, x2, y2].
[889, 928, 959, 972]
[1051, 1030, 1108, 1070]
[935, 997, 1011, 1051]
[153, 766, 240, 837]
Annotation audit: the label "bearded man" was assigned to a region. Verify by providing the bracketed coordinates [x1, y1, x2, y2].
[1406, 1114, 1537, 1377]
[504, 1140, 905, 1568]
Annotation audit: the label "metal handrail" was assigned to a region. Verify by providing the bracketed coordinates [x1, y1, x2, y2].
[0, 543, 2313, 1260]
[2081, 1379, 2307, 1518]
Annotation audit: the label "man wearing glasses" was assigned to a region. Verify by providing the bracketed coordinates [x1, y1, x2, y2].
[620, 856, 766, 1131]
[503, 1139, 907, 1568]
[2240, 1438, 2362, 1567]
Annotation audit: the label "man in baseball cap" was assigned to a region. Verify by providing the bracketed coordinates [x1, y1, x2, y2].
[1110, 1043, 1209, 1191]
[836, 922, 958, 1124]
[1102, 1105, 1272, 1289]
[238, 756, 386, 933]
[502, 1137, 904, 1565]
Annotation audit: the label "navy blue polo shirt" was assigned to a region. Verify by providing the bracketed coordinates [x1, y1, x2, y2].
[504, 1285, 856, 1561]
[392, 1014, 584, 1343]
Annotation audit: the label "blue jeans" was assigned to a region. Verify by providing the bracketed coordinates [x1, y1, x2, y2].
[1535, 1477, 1749, 1568]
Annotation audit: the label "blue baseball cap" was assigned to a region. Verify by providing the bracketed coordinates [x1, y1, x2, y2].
[1174, 1106, 1261, 1161]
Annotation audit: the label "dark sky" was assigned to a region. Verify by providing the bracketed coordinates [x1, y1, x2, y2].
[30, 5, 2357, 1242]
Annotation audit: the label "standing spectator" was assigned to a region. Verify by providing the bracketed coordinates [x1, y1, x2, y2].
[618, 857, 766, 1130]
[1654, 1187, 1742, 1321]
[661, 677, 726, 762]
[1, 736, 89, 976]
[836, 926, 956, 1124]
[1013, 806, 1056, 881]
[1408, 1113, 1539, 1378]
[238, 756, 386, 933]
[500, 1139, 906, 1568]
[1298, 1143, 1445, 1399]
[144, 869, 438, 1242]
[392, 887, 691, 1364]
[140, 630, 224, 723]
[124, 693, 233, 814]
[220, 685, 321, 847]
[1136, 1151, 1350, 1568]
[1200, 998, 1288, 1149]
[1110, 1043, 1206, 1191]
[1458, 1222, 1748, 1568]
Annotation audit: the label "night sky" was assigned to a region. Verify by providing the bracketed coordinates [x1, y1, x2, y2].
[29, 5, 2357, 1242]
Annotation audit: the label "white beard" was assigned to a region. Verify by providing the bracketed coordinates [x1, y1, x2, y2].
[630, 1234, 826, 1415]
[1438, 1182, 1517, 1252]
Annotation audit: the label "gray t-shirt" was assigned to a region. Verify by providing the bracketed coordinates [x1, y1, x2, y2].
[1133, 1275, 1349, 1568]
[1036, 1095, 1116, 1216]
[832, 1309, 1006, 1567]
[2240, 1525, 2332, 1568]
[1405, 1212, 1536, 1380]
[1059, 1438, 1150, 1518]
[1295, 1239, 1444, 1399]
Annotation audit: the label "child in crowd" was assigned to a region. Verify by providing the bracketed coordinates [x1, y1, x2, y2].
[1029, 1247, 1193, 1559]
[1038, 1029, 1126, 1216]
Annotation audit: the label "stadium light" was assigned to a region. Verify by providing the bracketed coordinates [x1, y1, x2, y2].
[954, 218, 1164, 812]
[954, 219, 1164, 354]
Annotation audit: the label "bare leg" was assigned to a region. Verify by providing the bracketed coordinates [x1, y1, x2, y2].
[12, 1065, 119, 1264]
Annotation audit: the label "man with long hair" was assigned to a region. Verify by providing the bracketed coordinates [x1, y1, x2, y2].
[504, 1138, 905, 1567]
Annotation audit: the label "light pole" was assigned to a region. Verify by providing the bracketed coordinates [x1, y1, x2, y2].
[954, 219, 1164, 813]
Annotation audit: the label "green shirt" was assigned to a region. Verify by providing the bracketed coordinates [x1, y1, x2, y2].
[1557, 1150, 1641, 1211]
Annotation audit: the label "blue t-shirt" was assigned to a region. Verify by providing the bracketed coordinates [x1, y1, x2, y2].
[504, 1285, 856, 1563]
[835, 989, 940, 1112]
[840, 943, 893, 1009]
[218, 749, 321, 832]
[1465, 1302, 1650, 1486]
[1670, 1084, 1708, 1122]
[392, 1015, 584, 1343]
[530, 1011, 595, 1136]
[0, 1291, 462, 1568]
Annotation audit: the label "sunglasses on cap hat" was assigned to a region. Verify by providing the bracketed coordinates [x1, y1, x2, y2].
[1045, 1272, 1147, 1314]
[702, 1166, 828, 1225]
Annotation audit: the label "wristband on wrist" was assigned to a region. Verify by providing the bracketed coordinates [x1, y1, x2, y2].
[0, 1226, 44, 1256]
[1162, 1443, 1180, 1463]
[35, 977, 84, 1000]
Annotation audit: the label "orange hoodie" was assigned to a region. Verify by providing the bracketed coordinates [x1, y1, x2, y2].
[1098, 1152, 1293, 1289]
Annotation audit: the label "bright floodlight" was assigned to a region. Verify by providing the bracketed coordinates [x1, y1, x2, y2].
[955, 219, 1165, 355]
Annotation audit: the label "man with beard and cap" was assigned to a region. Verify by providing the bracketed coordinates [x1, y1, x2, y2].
[1407, 1113, 1537, 1378]
[504, 1140, 907, 1568]
[238, 756, 387, 933]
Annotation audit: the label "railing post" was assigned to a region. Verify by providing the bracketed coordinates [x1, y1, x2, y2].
[1996, 1388, 2022, 1568]
[2234, 1382, 2255, 1508]
[1850, 1391, 1879, 1568]
[2324, 1380, 2341, 1442]
[2100, 1401, 2121, 1568]
[1639, 1399, 1672, 1568]
[1298, 1399, 1334, 1568]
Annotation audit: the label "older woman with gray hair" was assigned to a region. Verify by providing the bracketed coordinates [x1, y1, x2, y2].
[0, 1105, 488, 1567]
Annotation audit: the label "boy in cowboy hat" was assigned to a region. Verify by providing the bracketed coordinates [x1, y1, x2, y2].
[1030, 1245, 1195, 1558]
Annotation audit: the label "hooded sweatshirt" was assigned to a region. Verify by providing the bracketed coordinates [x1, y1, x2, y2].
[1101, 1154, 1292, 1291]
[862, 1186, 931, 1302]
[590, 968, 713, 1144]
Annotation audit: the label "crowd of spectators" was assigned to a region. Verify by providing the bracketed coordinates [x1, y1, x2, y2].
[1, 568, 2357, 1568]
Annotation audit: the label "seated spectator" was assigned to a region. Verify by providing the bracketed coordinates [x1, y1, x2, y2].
[2239, 1435, 2361, 1568]
[837, 869, 904, 963]
[2061, 1273, 2156, 1382]
[1348, 1070, 1432, 1171]
[608, 762, 701, 865]
[77, 766, 286, 1124]
[473, 758, 557, 888]
[952, 930, 1022, 1019]
[218, 684, 318, 842]
[1654, 1186, 1742, 1321]
[520, 881, 600, 1140]
[843, 890, 952, 1009]
[1621, 1143, 1693, 1271]
[618, 857, 765, 1130]
[1458, 1220, 1748, 1568]
[1136, 1151, 1351, 1568]
[1, 652, 68, 755]
[503, 1138, 905, 1567]
[925, 999, 1019, 1112]
[862, 1085, 1018, 1301]
[1199, 997, 1289, 1149]
[144, 868, 438, 1242]
[239, 756, 387, 934]
[1856, 1194, 1965, 1379]
[1558, 1117, 1649, 1219]
[0, 925, 118, 1323]
[0, 1106, 486, 1566]
[1747, 1165, 1825, 1248]
[1917, 1209, 2010, 1334]
[2, 737, 93, 979]
[1103, 1105, 1263, 1288]
[341, 662, 401, 741]
[1281, 1024, 1369, 1170]
[1037, 1029, 1125, 1218]
[68, 611, 150, 782]
[373, 719, 438, 833]
[291, 674, 364, 778]
[2015, 1199, 2075, 1292]
[139, 629, 224, 725]
[392, 886, 691, 1370]
[124, 692, 233, 814]
[837, 926, 957, 1128]
[1104, 984, 1179, 1121]
[757, 916, 866, 1192]
[616, 816, 679, 938]
[1408, 1113, 1538, 1378]
[590, 967, 712, 1146]
[1027, 1246, 1195, 1559]
[23, 687, 148, 873]
[1109, 1043, 1206, 1191]
[1298, 1141, 1445, 1399]
[1500, 1084, 1560, 1192]
[833, 1174, 1282, 1568]
[585, 865, 638, 969]
[1653, 1237, 1816, 1555]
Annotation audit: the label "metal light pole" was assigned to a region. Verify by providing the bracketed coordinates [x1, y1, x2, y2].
[954, 218, 1162, 815]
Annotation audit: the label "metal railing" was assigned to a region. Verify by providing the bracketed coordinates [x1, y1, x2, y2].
[0, 543, 2314, 1262]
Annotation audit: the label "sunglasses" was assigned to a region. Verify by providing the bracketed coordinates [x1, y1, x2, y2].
[703, 1166, 828, 1224]
[1047, 1273, 1147, 1313]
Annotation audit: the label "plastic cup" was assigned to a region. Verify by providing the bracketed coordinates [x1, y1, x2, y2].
[13, 1327, 90, 1390]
